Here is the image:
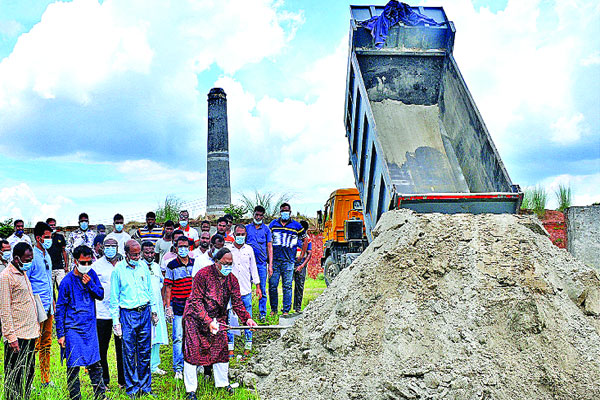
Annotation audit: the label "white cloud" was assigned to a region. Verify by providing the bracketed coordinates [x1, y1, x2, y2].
[550, 113, 587, 145]
[0, 183, 74, 225]
[539, 172, 600, 209]
[581, 51, 600, 67]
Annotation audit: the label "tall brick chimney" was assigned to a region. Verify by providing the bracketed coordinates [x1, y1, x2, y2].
[206, 88, 231, 216]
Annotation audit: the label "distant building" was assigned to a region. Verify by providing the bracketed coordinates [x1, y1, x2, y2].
[206, 87, 231, 216]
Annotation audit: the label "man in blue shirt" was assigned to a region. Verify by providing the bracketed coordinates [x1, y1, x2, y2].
[28, 221, 54, 387]
[110, 240, 158, 397]
[268, 203, 308, 315]
[56, 245, 106, 400]
[245, 206, 273, 322]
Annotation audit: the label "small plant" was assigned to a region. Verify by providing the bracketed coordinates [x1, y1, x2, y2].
[520, 189, 533, 210]
[555, 184, 572, 212]
[531, 186, 548, 217]
[155, 195, 183, 223]
[0, 218, 14, 238]
[223, 204, 247, 222]
[240, 190, 293, 220]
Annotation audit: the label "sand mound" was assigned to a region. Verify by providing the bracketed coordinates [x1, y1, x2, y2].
[240, 210, 600, 400]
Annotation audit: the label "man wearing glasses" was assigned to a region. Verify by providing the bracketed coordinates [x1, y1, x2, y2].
[110, 240, 158, 398]
[56, 245, 106, 400]
[27, 221, 55, 387]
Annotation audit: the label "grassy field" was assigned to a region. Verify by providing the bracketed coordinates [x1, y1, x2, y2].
[0, 277, 327, 399]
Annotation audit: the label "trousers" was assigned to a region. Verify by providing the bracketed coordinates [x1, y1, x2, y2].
[120, 306, 152, 396]
[228, 293, 253, 350]
[67, 361, 105, 400]
[293, 265, 307, 312]
[256, 263, 268, 318]
[4, 338, 36, 400]
[36, 314, 53, 384]
[96, 318, 125, 386]
[269, 259, 294, 313]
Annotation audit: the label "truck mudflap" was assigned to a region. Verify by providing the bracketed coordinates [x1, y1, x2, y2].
[395, 192, 523, 214]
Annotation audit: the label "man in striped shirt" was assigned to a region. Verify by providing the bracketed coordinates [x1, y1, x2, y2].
[164, 236, 195, 380]
[134, 212, 163, 245]
[0, 242, 40, 400]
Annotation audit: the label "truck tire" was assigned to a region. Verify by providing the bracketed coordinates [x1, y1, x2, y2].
[324, 256, 341, 287]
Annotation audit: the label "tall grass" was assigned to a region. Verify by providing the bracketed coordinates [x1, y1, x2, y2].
[155, 195, 183, 223]
[531, 186, 548, 217]
[239, 191, 292, 221]
[555, 184, 572, 212]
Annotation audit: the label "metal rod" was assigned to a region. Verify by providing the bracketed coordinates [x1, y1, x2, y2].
[223, 325, 289, 330]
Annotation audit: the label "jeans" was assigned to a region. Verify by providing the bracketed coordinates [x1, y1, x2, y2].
[36, 314, 53, 384]
[256, 263, 268, 318]
[172, 314, 183, 372]
[293, 265, 307, 312]
[120, 306, 152, 396]
[228, 293, 253, 349]
[269, 259, 294, 314]
[4, 338, 36, 400]
[96, 318, 125, 386]
[67, 361, 105, 400]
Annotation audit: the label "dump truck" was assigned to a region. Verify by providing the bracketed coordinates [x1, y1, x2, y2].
[320, 3, 523, 283]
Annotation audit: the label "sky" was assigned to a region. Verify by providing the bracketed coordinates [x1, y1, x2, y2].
[0, 0, 598, 226]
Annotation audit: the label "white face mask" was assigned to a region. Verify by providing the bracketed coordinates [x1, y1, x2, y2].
[76, 263, 92, 275]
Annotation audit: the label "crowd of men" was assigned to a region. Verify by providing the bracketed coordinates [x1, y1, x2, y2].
[0, 203, 313, 400]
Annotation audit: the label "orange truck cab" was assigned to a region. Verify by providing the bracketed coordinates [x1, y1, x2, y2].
[317, 188, 367, 285]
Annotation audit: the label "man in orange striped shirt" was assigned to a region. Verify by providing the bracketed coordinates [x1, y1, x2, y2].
[0, 242, 40, 400]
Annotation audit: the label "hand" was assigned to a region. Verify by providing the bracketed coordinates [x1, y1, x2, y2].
[209, 319, 219, 335]
[58, 336, 66, 348]
[9, 340, 19, 353]
[246, 318, 258, 331]
[165, 306, 174, 323]
[152, 312, 159, 326]
[113, 324, 123, 338]
[295, 264, 305, 273]
[255, 286, 262, 299]
[268, 266, 273, 278]
[81, 274, 91, 285]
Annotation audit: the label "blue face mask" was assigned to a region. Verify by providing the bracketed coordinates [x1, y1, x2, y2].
[1, 252, 10, 261]
[178, 247, 190, 258]
[280, 211, 291, 221]
[127, 259, 139, 268]
[104, 246, 117, 259]
[42, 238, 52, 250]
[16, 229, 24, 237]
[235, 236, 245, 245]
[80, 221, 89, 231]
[180, 220, 188, 228]
[20, 260, 33, 271]
[220, 263, 233, 276]
[115, 224, 124, 232]
[253, 218, 263, 225]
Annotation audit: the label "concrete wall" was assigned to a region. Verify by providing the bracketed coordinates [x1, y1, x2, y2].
[566, 205, 600, 270]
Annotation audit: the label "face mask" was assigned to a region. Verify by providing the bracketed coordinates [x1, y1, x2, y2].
[144, 257, 153, 265]
[220, 263, 233, 276]
[16, 229, 24, 237]
[180, 220, 188, 228]
[80, 222, 89, 231]
[76, 263, 91, 275]
[115, 224, 124, 232]
[281, 211, 291, 221]
[253, 218, 263, 225]
[235, 236, 245, 245]
[17, 257, 33, 271]
[127, 259, 139, 268]
[1, 252, 10, 261]
[178, 247, 190, 258]
[104, 246, 117, 259]
[42, 238, 52, 250]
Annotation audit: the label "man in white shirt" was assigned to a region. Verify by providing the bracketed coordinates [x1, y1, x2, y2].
[176, 210, 199, 250]
[154, 221, 175, 265]
[106, 214, 131, 256]
[7, 219, 32, 255]
[225, 224, 261, 359]
[191, 232, 212, 276]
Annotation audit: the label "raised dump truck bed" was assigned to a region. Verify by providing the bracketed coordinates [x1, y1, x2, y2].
[345, 4, 522, 240]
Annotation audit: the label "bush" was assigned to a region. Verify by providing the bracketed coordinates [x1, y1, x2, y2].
[531, 186, 548, 217]
[155, 195, 183, 223]
[0, 218, 14, 239]
[223, 204, 247, 222]
[240, 190, 293, 221]
[555, 184, 572, 212]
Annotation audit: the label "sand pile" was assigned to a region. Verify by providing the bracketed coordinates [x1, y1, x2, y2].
[240, 210, 600, 400]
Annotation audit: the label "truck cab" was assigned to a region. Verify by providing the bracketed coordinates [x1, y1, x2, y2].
[317, 188, 367, 285]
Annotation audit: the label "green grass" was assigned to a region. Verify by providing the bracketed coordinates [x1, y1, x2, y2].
[0, 278, 327, 399]
[555, 184, 572, 212]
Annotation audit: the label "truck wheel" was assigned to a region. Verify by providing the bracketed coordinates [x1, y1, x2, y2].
[324, 256, 341, 287]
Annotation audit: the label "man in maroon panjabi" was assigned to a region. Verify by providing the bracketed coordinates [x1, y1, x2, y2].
[182, 248, 257, 398]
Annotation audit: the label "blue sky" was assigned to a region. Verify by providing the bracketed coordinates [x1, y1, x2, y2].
[1, 0, 598, 225]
